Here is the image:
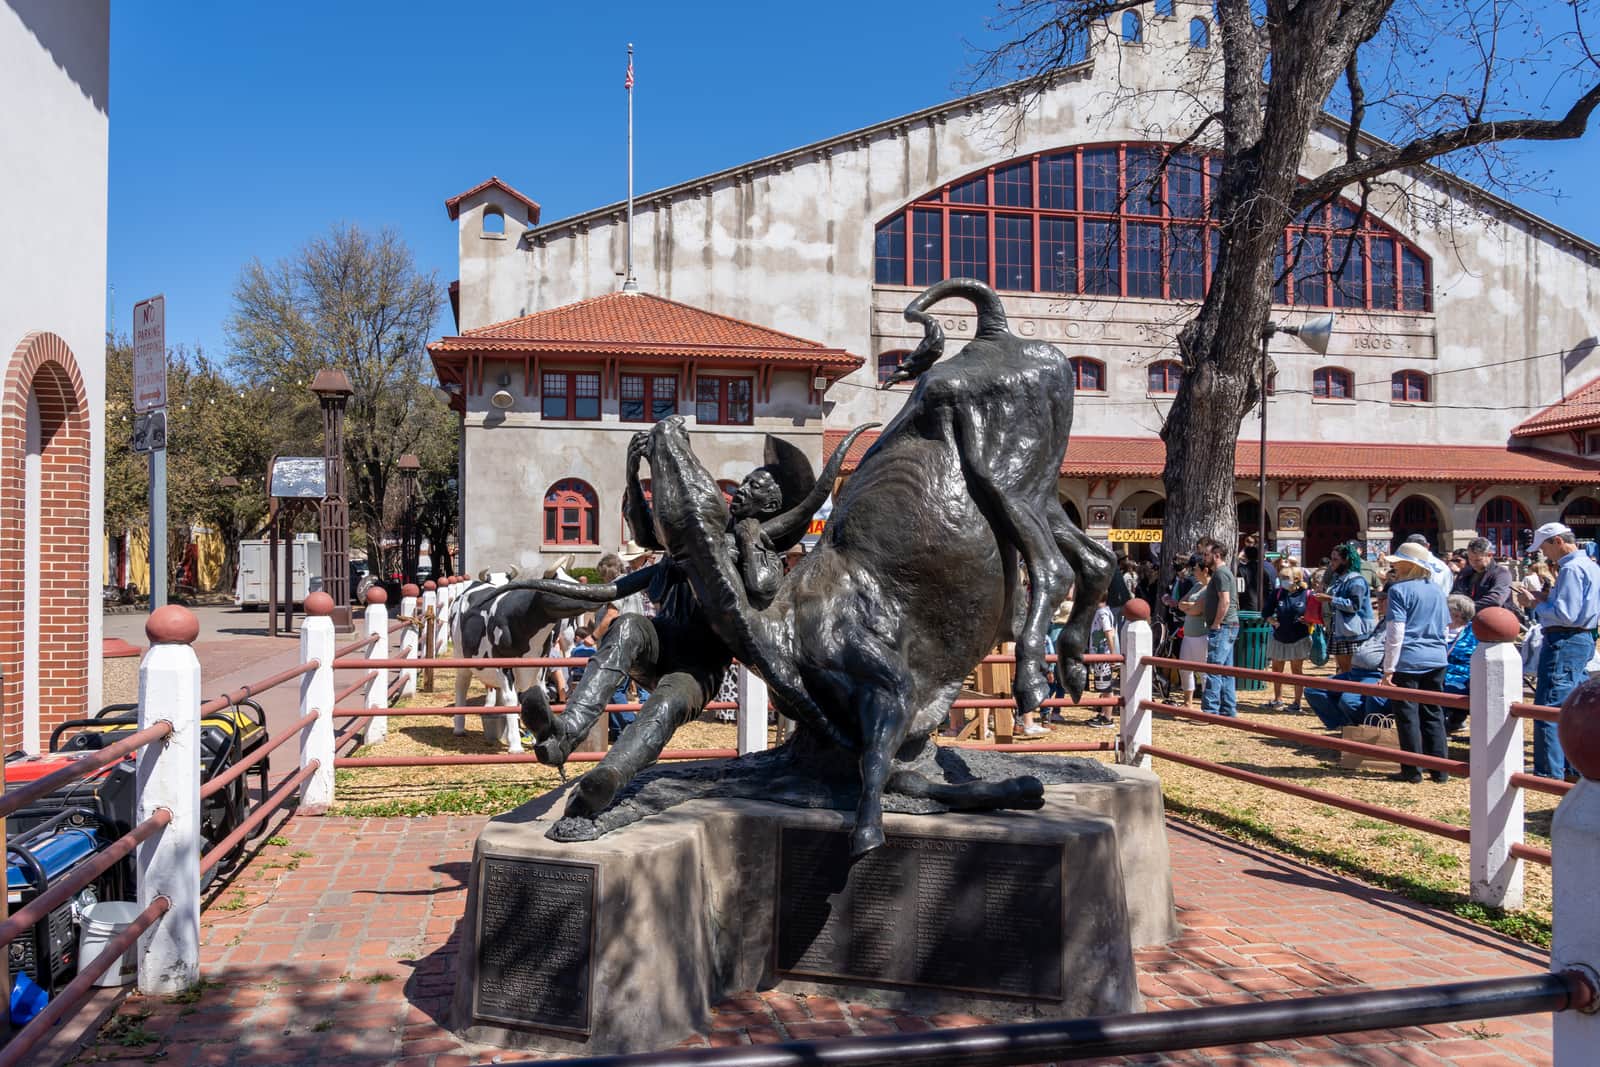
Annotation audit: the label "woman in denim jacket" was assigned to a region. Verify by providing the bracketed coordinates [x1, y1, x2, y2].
[1313, 543, 1375, 671]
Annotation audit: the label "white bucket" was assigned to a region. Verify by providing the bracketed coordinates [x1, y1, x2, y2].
[77, 901, 142, 987]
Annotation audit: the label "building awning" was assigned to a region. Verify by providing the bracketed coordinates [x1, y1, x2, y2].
[821, 430, 1600, 486]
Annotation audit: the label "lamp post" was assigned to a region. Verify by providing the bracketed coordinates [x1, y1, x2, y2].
[310, 369, 355, 631]
[398, 453, 420, 584]
[1256, 312, 1334, 612]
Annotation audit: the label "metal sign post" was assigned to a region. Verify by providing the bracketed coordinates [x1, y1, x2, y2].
[133, 296, 167, 611]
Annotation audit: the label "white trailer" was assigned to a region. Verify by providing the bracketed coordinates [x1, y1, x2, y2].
[235, 537, 322, 609]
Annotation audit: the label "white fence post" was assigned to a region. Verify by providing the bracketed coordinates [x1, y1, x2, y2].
[1119, 600, 1153, 770]
[424, 581, 444, 658]
[1469, 608, 1525, 909]
[299, 592, 337, 813]
[1552, 684, 1600, 1062]
[135, 605, 203, 994]
[736, 664, 768, 755]
[364, 586, 390, 745]
[400, 583, 420, 697]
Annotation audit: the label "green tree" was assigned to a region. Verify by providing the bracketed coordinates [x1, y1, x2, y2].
[974, 0, 1598, 569]
[227, 224, 458, 573]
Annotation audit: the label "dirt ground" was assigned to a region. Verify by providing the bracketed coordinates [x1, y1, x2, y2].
[332, 666, 1556, 942]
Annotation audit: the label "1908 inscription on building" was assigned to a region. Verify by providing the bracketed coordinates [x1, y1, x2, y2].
[474, 856, 597, 1034]
[775, 828, 1063, 998]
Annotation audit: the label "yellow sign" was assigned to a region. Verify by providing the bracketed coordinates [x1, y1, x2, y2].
[1108, 528, 1163, 543]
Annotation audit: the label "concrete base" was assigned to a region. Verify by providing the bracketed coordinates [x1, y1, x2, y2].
[451, 765, 1174, 1056]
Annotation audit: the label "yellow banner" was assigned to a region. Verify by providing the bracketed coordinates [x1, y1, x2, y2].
[1108, 528, 1162, 543]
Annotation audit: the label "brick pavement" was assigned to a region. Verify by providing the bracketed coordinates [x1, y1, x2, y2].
[67, 815, 1554, 1067]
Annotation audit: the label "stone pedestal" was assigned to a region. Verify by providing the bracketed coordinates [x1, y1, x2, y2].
[451, 766, 1174, 1056]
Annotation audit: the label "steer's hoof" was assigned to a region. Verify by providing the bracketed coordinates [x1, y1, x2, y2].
[850, 823, 886, 858]
[568, 766, 624, 816]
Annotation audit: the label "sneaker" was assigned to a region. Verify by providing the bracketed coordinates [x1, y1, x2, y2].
[1018, 723, 1049, 737]
[1264, 700, 1285, 711]
[1089, 716, 1116, 729]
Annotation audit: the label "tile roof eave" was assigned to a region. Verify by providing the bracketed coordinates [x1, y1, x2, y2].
[428, 340, 863, 369]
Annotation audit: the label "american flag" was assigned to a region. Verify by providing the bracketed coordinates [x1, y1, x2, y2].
[625, 56, 634, 91]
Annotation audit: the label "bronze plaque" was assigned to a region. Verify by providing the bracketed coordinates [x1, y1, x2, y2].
[473, 855, 598, 1034]
[775, 828, 1063, 999]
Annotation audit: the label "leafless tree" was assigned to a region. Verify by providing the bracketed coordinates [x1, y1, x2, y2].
[973, 0, 1600, 570]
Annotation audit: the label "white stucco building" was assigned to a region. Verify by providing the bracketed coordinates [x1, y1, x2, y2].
[0, 0, 109, 751]
[433, 2, 1600, 573]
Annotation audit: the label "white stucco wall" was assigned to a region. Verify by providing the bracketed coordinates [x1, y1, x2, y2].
[0, 0, 109, 714]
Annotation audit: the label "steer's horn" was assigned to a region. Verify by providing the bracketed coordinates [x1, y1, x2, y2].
[477, 568, 490, 582]
[505, 565, 520, 580]
[543, 554, 574, 579]
[760, 423, 877, 553]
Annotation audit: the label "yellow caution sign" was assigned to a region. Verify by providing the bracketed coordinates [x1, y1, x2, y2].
[1108, 528, 1163, 543]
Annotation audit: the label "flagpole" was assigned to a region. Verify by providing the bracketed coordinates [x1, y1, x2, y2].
[623, 42, 638, 292]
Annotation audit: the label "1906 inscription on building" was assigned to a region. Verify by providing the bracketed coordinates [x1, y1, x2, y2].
[473, 856, 597, 1034]
[775, 828, 1063, 999]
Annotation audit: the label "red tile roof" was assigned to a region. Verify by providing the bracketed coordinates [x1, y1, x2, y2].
[429, 292, 863, 369]
[1511, 376, 1600, 438]
[444, 176, 541, 223]
[821, 430, 1600, 485]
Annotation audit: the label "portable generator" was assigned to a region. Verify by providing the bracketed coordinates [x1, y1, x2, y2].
[5, 807, 123, 994]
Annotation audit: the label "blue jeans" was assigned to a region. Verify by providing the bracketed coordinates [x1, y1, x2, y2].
[1534, 629, 1594, 778]
[1202, 624, 1239, 717]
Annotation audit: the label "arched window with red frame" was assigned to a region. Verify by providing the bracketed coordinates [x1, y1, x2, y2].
[871, 142, 1431, 312]
[1071, 358, 1106, 392]
[1476, 497, 1531, 559]
[1147, 360, 1182, 394]
[1391, 370, 1429, 403]
[544, 479, 598, 546]
[1313, 367, 1354, 399]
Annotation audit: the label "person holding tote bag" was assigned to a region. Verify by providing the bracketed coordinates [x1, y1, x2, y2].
[1313, 543, 1375, 672]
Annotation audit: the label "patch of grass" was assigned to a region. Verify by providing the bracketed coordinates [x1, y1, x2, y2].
[101, 1012, 158, 1048]
[336, 782, 549, 817]
[1165, 798, 1552, 948]
[291, 850, 313, 858]
[215, 890, 248, 911]
[362, 972, 395, 984]
[312, 1019, 334, 1032]
[266, 835, 290, 847]
[166, 977, 219, 1005]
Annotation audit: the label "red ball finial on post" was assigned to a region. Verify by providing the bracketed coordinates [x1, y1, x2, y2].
[423, 580, 437, 593]
[304, 591, 334, 617]
[1472, 606, 1520, 644]
[1122, 598, 1151, 623]
[366, 586, 388, 606]
[1559, 678, 1600, 782]
[401, 583, 420, 599]
[146, 605, 200, 645]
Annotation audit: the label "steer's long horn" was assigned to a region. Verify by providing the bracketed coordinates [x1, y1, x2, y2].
[477, 568, 490, 582]
[506, 565, 520, 580]
[760, 423, 877, 553]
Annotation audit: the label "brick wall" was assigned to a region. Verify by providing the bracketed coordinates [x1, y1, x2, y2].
[1, 332, 90, 750]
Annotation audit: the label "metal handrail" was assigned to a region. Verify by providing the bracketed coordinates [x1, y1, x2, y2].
[0, 895, 171, 1067]
[1142, 744, 1470, 842]
[0, 720, 174, 820]
[1510, 771, 1573, 798]
[334, 670, 379, 704]
[334, 632, 381, 658]
[503, 972, 1591, 1067]
[1140, 655, 1471, 709]
[1511, 702, 1561, 722]
[1141, 699, 1469, 776]
[199, 760, 321, 875]
[357, 701, 740, 716]
[199, 660, 321, 715]
[200, 711, 320, 800]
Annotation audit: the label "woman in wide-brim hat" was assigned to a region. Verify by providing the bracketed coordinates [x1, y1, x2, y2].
[1375, 542, 1452, 784]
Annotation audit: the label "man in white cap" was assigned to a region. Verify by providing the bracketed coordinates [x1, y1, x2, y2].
[1515, 522, 1600, 779]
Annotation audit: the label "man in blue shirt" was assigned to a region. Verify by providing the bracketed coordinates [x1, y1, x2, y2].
[1379, 544, 1450, 783]
[1515, 522, 1600, 779]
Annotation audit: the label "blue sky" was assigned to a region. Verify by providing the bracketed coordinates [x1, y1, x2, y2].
[108, 1, 1599, 360]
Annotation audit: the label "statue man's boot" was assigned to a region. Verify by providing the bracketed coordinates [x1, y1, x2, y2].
[567, 674, 703, 816]
[522, 619, 656, 766]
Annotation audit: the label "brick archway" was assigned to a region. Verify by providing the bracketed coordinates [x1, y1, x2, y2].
[1, 332, 90, 751]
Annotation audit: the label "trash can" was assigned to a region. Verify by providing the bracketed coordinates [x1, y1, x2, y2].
[77, 900, 142, 987]
[1233, 610, 1270, 691]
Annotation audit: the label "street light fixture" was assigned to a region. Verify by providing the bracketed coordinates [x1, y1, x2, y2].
[1256, 312, 1334, 612]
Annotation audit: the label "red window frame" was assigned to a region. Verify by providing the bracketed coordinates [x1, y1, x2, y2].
[871, 142, 1432, 313]
[620, 373, 678, 422]
[1313, 367, 1354, 400]
[1147, 360, 1182, 394]
[1391, 370, 1429, 403]
[544, 479, 598, 546]
[695, 376, 754, 425]
[541, 371, 601, 421]
[1476, 497, 1532, 559]
[877, 350, 912, 385]
[1072, 358, 1106, 393]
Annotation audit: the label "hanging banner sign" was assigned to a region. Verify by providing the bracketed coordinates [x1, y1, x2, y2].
[1107, 528, 1162, 543]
